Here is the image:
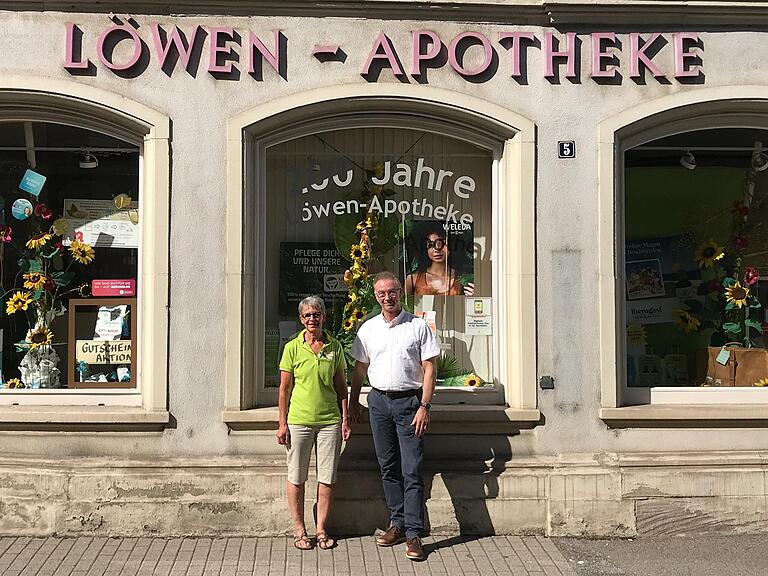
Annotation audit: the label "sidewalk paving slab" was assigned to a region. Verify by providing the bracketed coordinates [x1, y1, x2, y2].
[0, 536, 577, 576]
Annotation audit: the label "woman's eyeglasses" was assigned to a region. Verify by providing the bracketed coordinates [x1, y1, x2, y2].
[301, 312, 323, 319]
[426, 238, 446, 250]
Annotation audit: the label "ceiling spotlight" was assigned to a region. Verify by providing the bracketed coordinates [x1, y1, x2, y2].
[679, 150, 696, 170]
[752, 142, 768, 173]
[79, 152, 99, 169]
[753, 153, 768, 173]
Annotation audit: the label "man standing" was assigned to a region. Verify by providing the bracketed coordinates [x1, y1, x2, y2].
[349, 271, 440, 561]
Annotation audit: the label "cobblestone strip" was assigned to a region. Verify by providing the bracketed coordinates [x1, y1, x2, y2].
[86, 538, 119, 576]
[345, 537, 364, 576]
[4, 537, 41, 575]
[54, 537, 91, 576]
[252, 537, 270, 576]
[451, 539, 481, 575]
[534, 537, 577, 576]
[39, 538, 74, 576]
[507, 536, 543, 574]
[358, 536, 381, 576]
[238, 537, 256, 574]
[137, 538, 166, 576]
[20, 538, 60, 576]
[0, 538, 18, 571]
[491, 535, 530, 576]
[0, 537, 20, 575]
[118, 537, 150, 576]
[430, 536, 464, 576]
[0, 536, 579, 575]
[72, 537, 107, 574]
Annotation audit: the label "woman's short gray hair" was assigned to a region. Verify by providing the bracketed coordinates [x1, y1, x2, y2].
[298, 295, 326, 316]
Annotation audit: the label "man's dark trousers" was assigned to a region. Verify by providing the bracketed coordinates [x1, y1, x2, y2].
[367, 387, 424, 539]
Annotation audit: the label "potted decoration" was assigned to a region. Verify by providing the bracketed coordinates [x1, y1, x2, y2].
[0, 203, 95, 388]
[675, 146, 768, 386]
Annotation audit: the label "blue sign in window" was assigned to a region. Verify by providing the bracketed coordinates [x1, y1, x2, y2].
[19, 169, 47, 197]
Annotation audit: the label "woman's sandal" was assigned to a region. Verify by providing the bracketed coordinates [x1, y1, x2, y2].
[316, 532, 336, 550]
[293, 531, 313, 550]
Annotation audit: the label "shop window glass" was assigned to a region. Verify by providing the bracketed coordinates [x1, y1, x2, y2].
[264, 127, 494, 389]
[0, 121, 139, 389]
[624, 128, 768, 388]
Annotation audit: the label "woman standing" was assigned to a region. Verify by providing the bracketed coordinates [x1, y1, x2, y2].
[277, 295, 351, 550]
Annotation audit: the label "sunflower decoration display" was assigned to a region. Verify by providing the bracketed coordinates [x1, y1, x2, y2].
[463, 373, 484, 387]
[673, 308, 701, 334]
[695, 239, 725, 269]
[5, 378, 24, 389]
[1, 198, 96, 388]
[69, 240, 96, 264]
[25, 325, 53, 349]
[725, 281, 750, 309]
[685, 155, 767, 348]
[340, 166, 390, 333]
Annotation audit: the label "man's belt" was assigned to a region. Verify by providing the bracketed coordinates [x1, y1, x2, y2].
[372, 387, 420, 399]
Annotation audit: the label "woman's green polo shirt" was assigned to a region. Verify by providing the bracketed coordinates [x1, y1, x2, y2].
[279, 330, 347, 426]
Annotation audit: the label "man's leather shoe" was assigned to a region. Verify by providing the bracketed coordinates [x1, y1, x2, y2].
[376, 525, 405, 547]
[405, 537, 425, 561]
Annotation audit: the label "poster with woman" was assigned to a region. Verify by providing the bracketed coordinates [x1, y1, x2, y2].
[402, 220, 474, 296]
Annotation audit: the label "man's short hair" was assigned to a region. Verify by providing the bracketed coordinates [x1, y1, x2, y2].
[373, 271, 401, 289]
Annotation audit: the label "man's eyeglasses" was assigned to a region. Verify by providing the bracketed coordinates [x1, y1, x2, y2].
[426, 238, 446, 250]
[376, 289, 400, 299]
[301, 312, 323, 319]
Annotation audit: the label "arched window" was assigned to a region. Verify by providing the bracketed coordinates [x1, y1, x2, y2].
[0, 80, 169, 417]
[600, 93, 768, 412]
[224, 88, 538, 423]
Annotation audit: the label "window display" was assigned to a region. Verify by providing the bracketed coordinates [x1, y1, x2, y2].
[67, 298, 136, 388]
[264, 127, 493, 389]
[0, 122, 139, 389]
[624, 129, 768, 388]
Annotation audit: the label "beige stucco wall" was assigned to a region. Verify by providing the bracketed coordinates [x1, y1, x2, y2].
[2, 10, 768, 535]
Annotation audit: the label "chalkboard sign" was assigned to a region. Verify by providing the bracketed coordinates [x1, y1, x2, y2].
[67, 298, 137, 389]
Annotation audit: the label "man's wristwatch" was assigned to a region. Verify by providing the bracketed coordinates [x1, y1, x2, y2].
[420, 402, 431, 411]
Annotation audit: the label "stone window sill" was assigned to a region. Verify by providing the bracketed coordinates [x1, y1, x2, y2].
[600, 404, 768, 428]
[223, 405, 541, 433]
[0, 405, 170, 431]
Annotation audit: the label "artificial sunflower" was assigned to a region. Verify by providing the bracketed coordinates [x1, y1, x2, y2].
[695, 240, 725, 269]
[5, 291, 32, 314]
[350, 260, 367, 275]
[754, 378, 768, 387]
[673, 309, 701, 333]
[5, 378, 23, 389]
[350, 243, 368, 260]
[26, 325, 53, 349]
[23, 272, 47, 291]
[26, 231, 52, 250]
[725, 281, 750, 308]
[68, 240, 95, 264]
[463, 373, 483, 387]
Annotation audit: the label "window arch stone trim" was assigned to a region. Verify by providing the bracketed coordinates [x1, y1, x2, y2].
[598, 86, 768, 409]
[0, 75, 170, 415]
[225, 84, 537, 418]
